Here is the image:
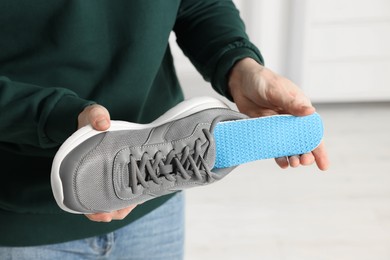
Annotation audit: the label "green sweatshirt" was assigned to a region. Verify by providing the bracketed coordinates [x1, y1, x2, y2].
[0, 0, 263, 246]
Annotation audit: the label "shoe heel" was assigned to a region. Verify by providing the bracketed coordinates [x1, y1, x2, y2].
[213, 113, 324, 168]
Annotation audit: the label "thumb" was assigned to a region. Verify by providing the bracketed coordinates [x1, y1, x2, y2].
[78, 104, 111, 131]
[267, 79, 315, 116]
[286, 97, 316, 116]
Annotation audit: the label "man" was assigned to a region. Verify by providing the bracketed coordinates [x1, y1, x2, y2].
[0, 0, 328, 259]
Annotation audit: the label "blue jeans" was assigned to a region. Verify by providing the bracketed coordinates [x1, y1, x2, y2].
[0, 192, 185, 260]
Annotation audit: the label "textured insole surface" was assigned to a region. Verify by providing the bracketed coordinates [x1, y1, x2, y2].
[213, 113, 323, 168]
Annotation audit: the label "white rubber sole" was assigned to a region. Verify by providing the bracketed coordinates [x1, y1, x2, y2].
[50, 96, 229, 214]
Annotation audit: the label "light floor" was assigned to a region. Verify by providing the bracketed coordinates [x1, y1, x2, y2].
[181, 73, 390, 260]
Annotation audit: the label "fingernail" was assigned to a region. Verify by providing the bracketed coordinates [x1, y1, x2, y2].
[301, 105, 312, 110]
[301, 105, 315, 114]
[96, 119, 109, 128]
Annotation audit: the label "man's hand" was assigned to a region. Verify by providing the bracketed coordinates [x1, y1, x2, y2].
[78, 104, 111, 131]
[85, 205, 137, 222]
[228, 58, 329, 171]
[78, 104, 137, 222]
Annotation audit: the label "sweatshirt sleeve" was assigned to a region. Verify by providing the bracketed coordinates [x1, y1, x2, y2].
[173, 0, 264, 100]
[0, 76, 95, 155]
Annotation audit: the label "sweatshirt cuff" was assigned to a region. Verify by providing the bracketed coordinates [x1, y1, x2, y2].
[44, 95, 95, 145]
[211, 41, 264, 101]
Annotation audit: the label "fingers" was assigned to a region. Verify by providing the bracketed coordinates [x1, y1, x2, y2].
[275, 157, 289, 169]
[85, 204, 137, 222]
[288, 155, 301, 168]
[299, 153, 316, 166]
[275, 154, 314, 169]
[265, 74, 315, 117]
[274, 142, 329, 171]
[78, 104, 111, 131]
[312, 142, 329, 171]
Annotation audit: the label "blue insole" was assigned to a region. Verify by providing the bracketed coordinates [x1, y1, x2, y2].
[213, 113, 323, 168]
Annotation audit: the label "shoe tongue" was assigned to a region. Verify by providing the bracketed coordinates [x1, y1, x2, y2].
[204, 139, 216, 169]
[159, 164, 173, 175]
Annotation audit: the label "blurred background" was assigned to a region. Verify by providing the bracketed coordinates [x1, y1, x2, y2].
[169, 0, 390, 259]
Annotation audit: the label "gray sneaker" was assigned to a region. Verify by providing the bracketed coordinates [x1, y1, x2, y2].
[51, 97, 323, 214]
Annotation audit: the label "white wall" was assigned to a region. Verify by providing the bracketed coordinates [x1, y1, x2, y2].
[171, 0, 390, 103]
[292, 0, 390, 102]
